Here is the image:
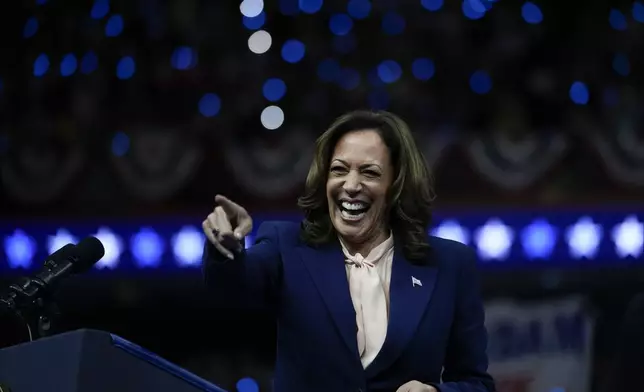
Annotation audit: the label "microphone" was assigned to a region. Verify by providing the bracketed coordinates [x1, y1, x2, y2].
[33, 236, 105, 289]
[0, 237, 104, 346]
[0, 237, 105, 314]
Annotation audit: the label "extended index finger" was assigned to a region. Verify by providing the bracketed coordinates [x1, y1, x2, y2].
[214, 194, 242, 215]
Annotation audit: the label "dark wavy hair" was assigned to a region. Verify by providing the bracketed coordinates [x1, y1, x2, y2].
[297, 110, 436, 264]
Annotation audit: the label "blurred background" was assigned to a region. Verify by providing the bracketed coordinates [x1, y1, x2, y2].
[1, 0, 643, 391]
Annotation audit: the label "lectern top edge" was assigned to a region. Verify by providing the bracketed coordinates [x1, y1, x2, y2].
[109, 331, 227, 392]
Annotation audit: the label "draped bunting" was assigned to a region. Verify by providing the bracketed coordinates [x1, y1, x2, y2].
[221, 125, 315, 199]
[466, 131, 569, 191]
[2, 123, 642, 206]
[1, 132, 85, 205]
[413, 126, 456, 169]
[110, 128, 202, 201]
[590, 118, 644, 187]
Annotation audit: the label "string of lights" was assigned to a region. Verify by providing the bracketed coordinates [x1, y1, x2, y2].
[1, 211, 642, 272]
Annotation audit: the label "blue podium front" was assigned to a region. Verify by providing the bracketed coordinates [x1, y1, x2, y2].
[0, 329, 227, 392]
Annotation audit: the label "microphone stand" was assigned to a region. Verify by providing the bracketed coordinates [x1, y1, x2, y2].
[0, 278, 61, 343]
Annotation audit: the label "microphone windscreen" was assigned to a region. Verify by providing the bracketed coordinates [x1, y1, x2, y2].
[72, 236, 105, 273]
[49, 243, 76, 261]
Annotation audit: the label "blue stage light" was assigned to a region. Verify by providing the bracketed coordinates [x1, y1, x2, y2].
[4, 230, 36, 269]
[33, 54, 50, 77]
[377, 60, 402, 83]
[263, 78, 287, 102]
[432, 220, 470, 245]
[299, 0, 323, 14]
[421, 0, 444, 11]
[569, 81, 589, 105]
[243, 11, 266, 30]
[91, 0, 110, 19]
[93, 227, 123, 269]
[199, 93, 222, 117]
[2, 211, 642, 273]
[470, 70, 492, 94]
[60, 54, 78, 77]
[468, 0, 487, 13]
[172, 226, 205, 267]
[105, 14, 124, 37]
[609, 9, 627, 30]
[634, 2, 644, 23]
[47, 229, 78, 255]
[411, 58, 435, 81]
[111, 132, 130, 156]
[131, 228, 165, 268]
[116, 56, 136, 80]
[347, 0, 371, 19]
[281, 39, 306, 63]
[171, 47, 197, 70]
[521, 219, 557, 259]
[236, 377, 259, 392]
[23, 17, 39, 38]
[474, 218, 515, 260]
[462, 0, 485, 20]
[565, 217, 602, 259]
[521, 2, 543, 24]
[329, 14, 353, 36]
[612, 215, 644, 258]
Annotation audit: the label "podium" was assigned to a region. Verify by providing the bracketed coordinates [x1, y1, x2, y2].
[0, 329, 228, 392]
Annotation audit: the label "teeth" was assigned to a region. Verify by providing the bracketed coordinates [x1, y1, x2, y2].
[341, 209, 366, 221]
[341, 201, 368, 211]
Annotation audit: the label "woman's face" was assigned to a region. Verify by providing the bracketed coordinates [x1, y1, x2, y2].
[326, 129, 393, 247]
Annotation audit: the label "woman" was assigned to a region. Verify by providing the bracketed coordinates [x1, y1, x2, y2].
[202, 110, 495, 392]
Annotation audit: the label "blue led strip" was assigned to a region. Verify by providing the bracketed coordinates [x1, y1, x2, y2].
[0, 210, 642, 273]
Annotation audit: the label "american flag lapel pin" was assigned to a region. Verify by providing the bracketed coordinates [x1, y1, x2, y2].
[412, 276, 422, 287]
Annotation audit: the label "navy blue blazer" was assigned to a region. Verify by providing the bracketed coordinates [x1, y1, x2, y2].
[203, 221, 495, 392]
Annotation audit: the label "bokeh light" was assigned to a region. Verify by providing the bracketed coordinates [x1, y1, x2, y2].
[199, 93, 222, 117]
[470, 70, 492, 94]
[329, 14, 353, 36]
[281, 39, 306, 63]
[260, 105, 285, 130]
[248, 30, 272, 54]
[569, 81, 589, 105]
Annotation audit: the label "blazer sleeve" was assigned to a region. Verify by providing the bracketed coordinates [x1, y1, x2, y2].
[202, 221, 283, 309]
[433, 247, 496, 392]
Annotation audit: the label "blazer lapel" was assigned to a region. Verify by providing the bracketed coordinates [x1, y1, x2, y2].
[298, 242, 360, 361]
[365, 246, 438, 377]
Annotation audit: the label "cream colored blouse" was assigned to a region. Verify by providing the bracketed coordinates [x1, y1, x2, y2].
[340, 234, 394, 368]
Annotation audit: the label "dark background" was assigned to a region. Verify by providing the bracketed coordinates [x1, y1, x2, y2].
[1, 0, 643, 391]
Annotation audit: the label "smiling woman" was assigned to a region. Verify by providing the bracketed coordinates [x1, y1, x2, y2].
[201, 110, 496, 392]
[298, 110, 435, 263]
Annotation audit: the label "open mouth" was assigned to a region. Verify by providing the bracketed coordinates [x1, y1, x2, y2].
[337, 200, 371, 221]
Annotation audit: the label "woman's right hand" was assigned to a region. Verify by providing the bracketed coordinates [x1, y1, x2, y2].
[202, 195, 253, 260]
